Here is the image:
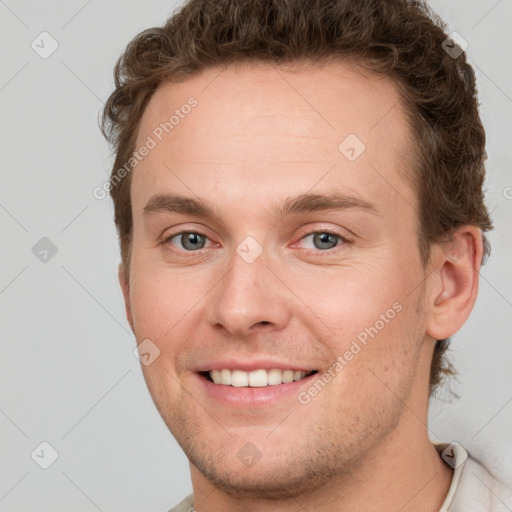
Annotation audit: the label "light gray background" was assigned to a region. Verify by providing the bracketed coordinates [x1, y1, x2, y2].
[0, 1, 511, 510]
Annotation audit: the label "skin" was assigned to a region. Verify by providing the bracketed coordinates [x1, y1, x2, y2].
[119, 60, 483, 511]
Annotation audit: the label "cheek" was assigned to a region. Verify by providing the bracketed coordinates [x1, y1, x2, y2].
[128, 262, 217, 361]
[129, 270, 201, 403]
[131, 282, 190, 336]
[312, 305, 421, 427]
[288, 261, 422, 385]
[288, 262, 408, 339]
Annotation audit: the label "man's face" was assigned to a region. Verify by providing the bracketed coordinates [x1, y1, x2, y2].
[124, 61, 435, 496]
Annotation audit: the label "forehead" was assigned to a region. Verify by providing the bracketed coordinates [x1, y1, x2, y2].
[132, 60, 416, 217]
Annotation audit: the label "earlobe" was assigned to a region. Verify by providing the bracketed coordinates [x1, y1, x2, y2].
[426, 227, 483, 340]
[118, 263, 135, 334]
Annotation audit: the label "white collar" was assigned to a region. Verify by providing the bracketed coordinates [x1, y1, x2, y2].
[434, 442, 469, 511]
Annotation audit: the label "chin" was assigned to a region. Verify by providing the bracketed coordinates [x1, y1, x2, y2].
[187, 442, 350, 500]
[193, 459, 323, 498]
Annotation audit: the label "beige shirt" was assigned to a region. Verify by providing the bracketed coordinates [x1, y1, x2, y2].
[167, 443, 512, 511]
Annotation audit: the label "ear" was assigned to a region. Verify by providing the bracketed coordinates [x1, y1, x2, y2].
[426, 226, 484, 340]
[118, 263, 135, 334]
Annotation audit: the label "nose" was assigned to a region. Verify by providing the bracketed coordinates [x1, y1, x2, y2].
[205, 247, 292, 338]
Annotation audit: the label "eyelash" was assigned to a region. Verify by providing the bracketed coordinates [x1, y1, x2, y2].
[298, 230, 351, 256]
[161, 229, 351, 256]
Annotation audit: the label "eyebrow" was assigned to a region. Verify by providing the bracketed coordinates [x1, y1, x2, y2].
[143, 191, 379, 221]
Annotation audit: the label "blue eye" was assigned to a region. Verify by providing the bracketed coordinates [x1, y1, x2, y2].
[168, 232, 209, 251]
[162, 229, 348, 255]
[301, 232, 344, 251]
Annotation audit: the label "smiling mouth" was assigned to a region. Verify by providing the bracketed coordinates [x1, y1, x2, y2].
[200, 369, 318, 387]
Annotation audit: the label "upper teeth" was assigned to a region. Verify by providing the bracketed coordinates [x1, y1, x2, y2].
[209, 369, 310, 387]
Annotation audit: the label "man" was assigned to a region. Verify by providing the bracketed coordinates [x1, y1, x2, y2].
[101, 0, 511, 510]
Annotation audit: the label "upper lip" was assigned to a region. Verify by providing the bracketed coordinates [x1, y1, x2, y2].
[194, 360, 316, 372]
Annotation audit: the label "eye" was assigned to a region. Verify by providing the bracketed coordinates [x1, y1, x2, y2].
[165, 231, 212, 251]
[300, 231, 346, 251]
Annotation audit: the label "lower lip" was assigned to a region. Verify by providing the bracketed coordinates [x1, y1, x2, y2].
[195, 373, 317, 407]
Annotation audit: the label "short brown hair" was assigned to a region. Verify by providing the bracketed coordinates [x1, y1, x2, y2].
[101, 0, 493, 396]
